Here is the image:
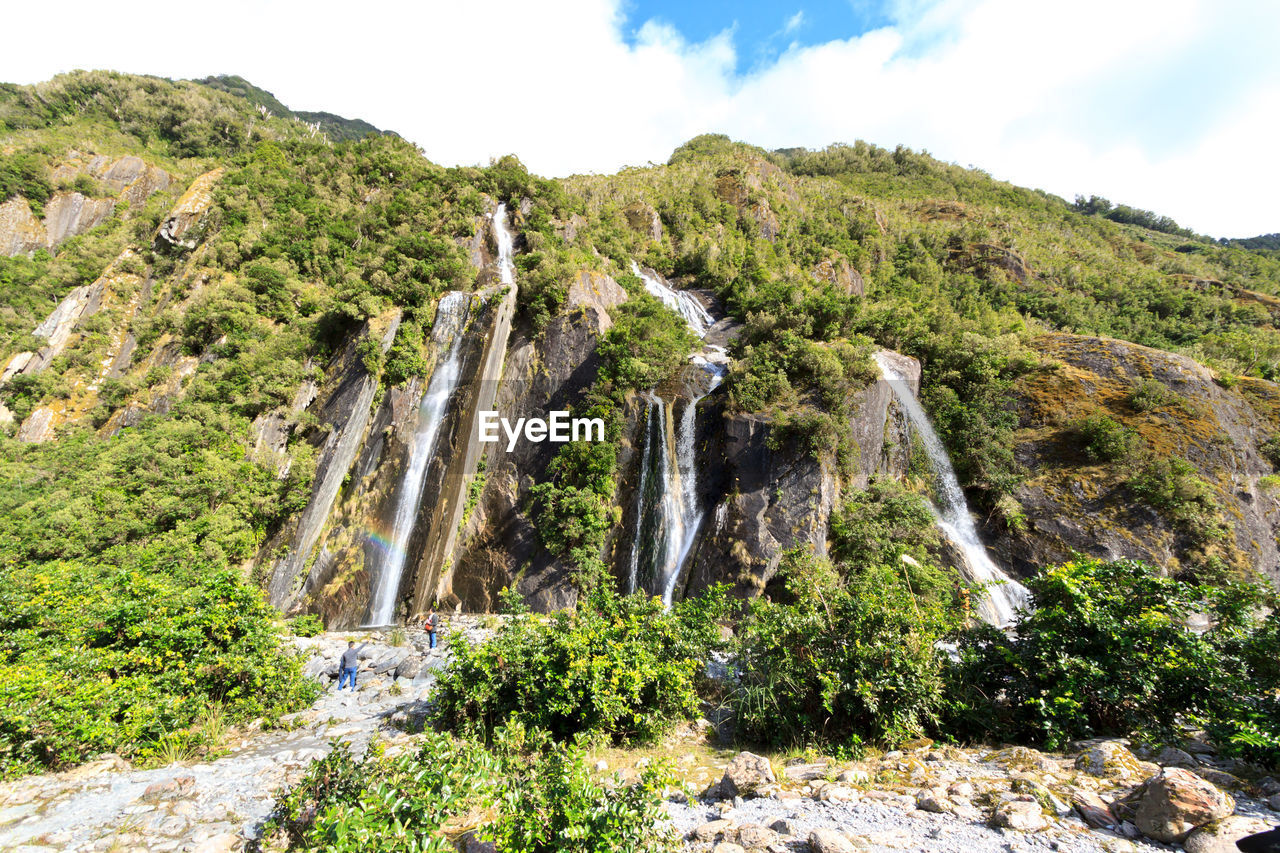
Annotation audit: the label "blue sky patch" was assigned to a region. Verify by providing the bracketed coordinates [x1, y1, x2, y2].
[622, 0, 892, 72]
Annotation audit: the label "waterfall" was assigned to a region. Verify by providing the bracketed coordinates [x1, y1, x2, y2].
[631, 261, 713, 337]
[493, 203, 515, 286]
[872, 352, 1031, 627]
[626, 262, 728, 604]
[365, 291, 471, 626]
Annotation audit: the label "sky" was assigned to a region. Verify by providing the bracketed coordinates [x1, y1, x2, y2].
[1, 0, 1277, 237]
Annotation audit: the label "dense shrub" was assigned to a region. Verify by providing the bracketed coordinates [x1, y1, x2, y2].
[1127, 378, 1175, 412]
[289, 614, 324, 637]
[1071, 413, 1140, 462]
[1126, 455, 1227, 544]
[0, 562, 318, 776]
[432, 587, 728, 744]
[733, 552, 960, 749]
[265, 726, 678, 853]
[947, 558, 1280, 762]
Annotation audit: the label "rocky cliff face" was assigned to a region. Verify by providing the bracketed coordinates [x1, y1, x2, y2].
[0, 152, 172, 257]
[678, 353, 919, 599]
[993, 333, 1280, 585]
[443, 268, 628, 612]
[1, 168, 220, 443]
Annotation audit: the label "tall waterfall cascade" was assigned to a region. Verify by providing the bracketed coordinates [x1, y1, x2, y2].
[365, 203, 519, 625]
[365, 292, 472, 626]
[627, 263, 728, 604]
[873, 352, 1031, 627]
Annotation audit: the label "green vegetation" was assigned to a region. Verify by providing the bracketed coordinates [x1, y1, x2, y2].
[948, 557, 1280, 764]
[1072, 413, 1140, 462]
[432, 587, 728, 744]
[734, 552, 960, 748]
[0, 417, 320, 777]
[266, 727, 677, 853]
[289, 614, 324, 637]
[0, 152, 53, 213]
[4, 70, 1280, 785]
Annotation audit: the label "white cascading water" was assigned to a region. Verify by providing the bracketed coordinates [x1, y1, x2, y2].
[366, 291, 472, 626]
[627, 262, 728, 603]
[493, 202, 516, 286]
[873, 352, 1031, 627]
[631, 261, 713, 337]
[366, 204, 516, 625]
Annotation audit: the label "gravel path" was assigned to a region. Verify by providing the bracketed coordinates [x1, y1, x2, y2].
[0, 625, 469, 852]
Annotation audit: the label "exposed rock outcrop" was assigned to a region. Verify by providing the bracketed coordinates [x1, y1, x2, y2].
[1, 154, 172, 257]
[155, 168, 223, 250]
[445, 268, 627, 612]
[995, 332, 1280, 585]
[267, 311, 401, 614]
[680, 351, 919, 599]
[0, 197, 48, 256]
[42, 192, 116, 246]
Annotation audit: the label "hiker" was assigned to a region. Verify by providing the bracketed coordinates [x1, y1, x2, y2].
[424, 609, 438, 650]
[338, 640, 367, 691]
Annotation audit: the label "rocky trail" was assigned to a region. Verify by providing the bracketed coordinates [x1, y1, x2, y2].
[0, 622, 483, 852]
[3, 621, 1279, 853]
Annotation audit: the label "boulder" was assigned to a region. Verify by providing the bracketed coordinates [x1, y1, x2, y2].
[1076, 741, 1147, 782]
[394, 656, 424, 679]
[734, 823, 777, 848]
[711, 844, 745, 853]
[1072, 791, 1119, 830]
[692, 819, 734, 843]
[988, 746, 1057, 773]
[916, 790, 952, 813]
[992, 799, 1050, 832]
[1184, 816, 1273, 853]
[808, 828, 857, 853]
[720, 752, 776, 798]
[1133, 767, 1234, 843]
[783, 761, 829, 781]
[190, 835, 240, 853]
[1154, 746, 1198, 768]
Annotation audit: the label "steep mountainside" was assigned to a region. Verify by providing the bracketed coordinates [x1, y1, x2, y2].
[5, 72, 1280, 621]
[4, 71, 1280, 773]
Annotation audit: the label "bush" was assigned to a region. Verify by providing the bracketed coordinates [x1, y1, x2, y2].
[431, 586, 728, 744]
[1071, 413, 1139, 462]
[946, 558, 1280, 758]
[0, 563, 320, 776]
[265, 726, 679, 853]
[1127, 379, 1174, 412]
[733, 552, 960, 748]
[289, 614, 324, 637]
[1126, 455, 1226, 543]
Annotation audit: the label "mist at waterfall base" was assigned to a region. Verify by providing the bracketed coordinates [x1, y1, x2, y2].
[627, 264, 728, 606]
[873, 352, 1032, 627]
[362, 204, 516, 627]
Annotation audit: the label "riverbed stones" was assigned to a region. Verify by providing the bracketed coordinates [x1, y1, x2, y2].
[808, 827, 858, 853]
[1076, 741, 1147, 783]
[1183, 816, 1273, 853]
[1133, 767, 1234, 843]
[720, 752, 776, 798]
[992, 799, 1050, 831]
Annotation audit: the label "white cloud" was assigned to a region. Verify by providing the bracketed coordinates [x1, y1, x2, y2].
[0, 0, 1275, 235]
[783, 11, 805, 34]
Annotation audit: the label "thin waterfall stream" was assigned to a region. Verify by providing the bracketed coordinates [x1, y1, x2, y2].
[365, 204, 516, 625]
[627, 264, 727, 604]
[873, 352, 1031, 626]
